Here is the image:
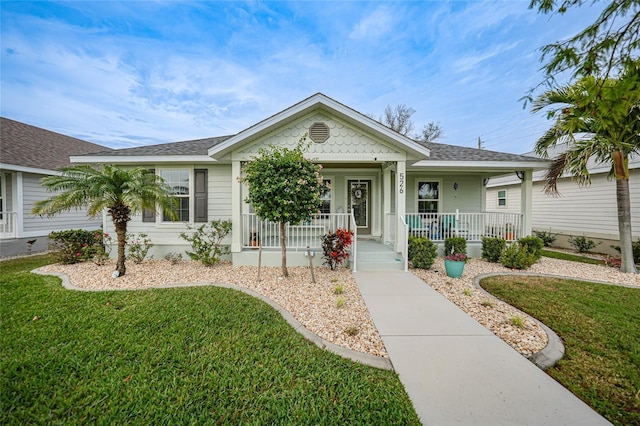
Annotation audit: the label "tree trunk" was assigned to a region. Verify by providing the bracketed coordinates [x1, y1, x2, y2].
[279, 221, 288, 277]
[616, 176, 637, 273]
[115, 221, 128, 276]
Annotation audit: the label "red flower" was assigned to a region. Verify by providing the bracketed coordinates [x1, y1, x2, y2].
[76, 252, 82, 256]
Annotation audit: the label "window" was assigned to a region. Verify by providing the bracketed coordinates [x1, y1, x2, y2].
[417, 181, 439, 213]
[319, 179, 331, 214]
[161, 169, 190, 222]
[497, 190, 507, 207]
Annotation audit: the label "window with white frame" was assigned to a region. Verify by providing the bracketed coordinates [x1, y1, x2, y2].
[497, 190, 507, 207]
[417, 181, 439, 213]
[161, 169, 190, 222]
[319, 179, 331, 214]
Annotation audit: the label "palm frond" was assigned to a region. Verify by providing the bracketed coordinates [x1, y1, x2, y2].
[543, 153, 568, 195]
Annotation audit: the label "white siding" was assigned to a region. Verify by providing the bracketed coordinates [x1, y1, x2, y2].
[209, 165, 232, 218]
[486, 169, 640, 240]
[22, 172, 102, 236]
[486, 186, 521, 215]
[104, 164, 233, 257]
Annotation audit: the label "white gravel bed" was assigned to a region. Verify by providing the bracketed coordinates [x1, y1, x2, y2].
[41, 260, 388, 358]
[412, 257, 638, 356]
[40, 256, 638, 360]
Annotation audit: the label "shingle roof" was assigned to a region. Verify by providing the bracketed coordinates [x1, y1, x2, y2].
[81, 135, 232, 157]
[76, 134, 544, 164]
[420, 141, 545, 163]
[1, 117, 112, 170]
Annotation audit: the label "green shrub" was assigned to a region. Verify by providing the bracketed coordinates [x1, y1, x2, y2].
[444, 237, 467, 257]
[126, 233, 153, 264]
[518, 236, 544, 261]
[408, 236, 438, 269]
[568, 235, 599, 253]
[164, 252, 183, 265]
[48, 229, 104, 264]
[482, 237, 506, 263]
[180, 219, 232, 266]
[533, 230, 557, 247]
[612, 239, 640, 263]
[500, 243, 537, 270]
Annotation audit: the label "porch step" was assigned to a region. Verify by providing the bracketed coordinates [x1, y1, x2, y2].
[353, 247, 405, 271]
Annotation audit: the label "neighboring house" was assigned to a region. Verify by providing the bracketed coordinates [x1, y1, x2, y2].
[0, 117, 111, 256]
[486, 142, 640, 255]
[72, 93, 548, 270]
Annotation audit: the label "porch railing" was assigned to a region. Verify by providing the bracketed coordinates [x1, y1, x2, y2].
[400, 215, 409, 272]
[241, 213, 353, 249]
[405, 211, 524, 242]
[0, 212, 17, 239]
[350, 212, 357, 273]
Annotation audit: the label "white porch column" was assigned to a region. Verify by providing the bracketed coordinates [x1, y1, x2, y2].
[520, 169, 533, 237]
[231, 160, 242, 252]
[15, 172, 24, 238]
[395, 160, 406, 252]
[383, 167, 391, 243]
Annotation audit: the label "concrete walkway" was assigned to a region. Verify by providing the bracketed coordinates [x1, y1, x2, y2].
[354, 271, 610, 426]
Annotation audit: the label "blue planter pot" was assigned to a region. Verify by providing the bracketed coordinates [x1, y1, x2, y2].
[444, 259, 465, 278]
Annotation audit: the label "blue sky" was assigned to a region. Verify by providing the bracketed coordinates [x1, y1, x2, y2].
[1, 1, 601, 154]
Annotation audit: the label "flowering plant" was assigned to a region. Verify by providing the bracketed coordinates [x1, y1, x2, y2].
[321, 228, 354, 271]
[445, 252, 468, 262]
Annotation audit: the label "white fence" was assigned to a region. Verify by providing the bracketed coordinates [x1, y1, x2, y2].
[0, 212, 17, 239]
[404, 211, 524, 242]
[241, 213, 354, 249]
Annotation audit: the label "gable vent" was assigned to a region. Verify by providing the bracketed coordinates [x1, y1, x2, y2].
[309, 122, 330, 143]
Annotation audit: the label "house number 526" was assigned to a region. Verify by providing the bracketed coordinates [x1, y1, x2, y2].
[399, 173, 405, 194]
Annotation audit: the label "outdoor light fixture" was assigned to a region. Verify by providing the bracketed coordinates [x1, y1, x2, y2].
[453, 182, 458, 190]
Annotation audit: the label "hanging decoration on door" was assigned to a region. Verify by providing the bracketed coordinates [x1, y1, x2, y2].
[351, 184, 367, 205]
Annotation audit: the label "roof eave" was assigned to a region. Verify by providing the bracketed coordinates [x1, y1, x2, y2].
[0, 163, 62, 175]
[411, 160, 552, 170]
[70, 155, 218, 164]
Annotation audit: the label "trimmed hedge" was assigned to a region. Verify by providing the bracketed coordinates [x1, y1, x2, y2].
[518, 236, 544, 261]
[408, 236, 437, 269]
[482, 237, 506, 263]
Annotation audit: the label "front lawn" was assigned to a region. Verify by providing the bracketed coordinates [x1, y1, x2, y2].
[0, 258, 419, 425]
[540, 249, 604, 265]
[480, 275, 640, 426]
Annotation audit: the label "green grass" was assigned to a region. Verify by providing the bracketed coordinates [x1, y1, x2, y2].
[541, 249, 603, 265]
[480, 276, 640, 426]
[1, 258, 419, 425]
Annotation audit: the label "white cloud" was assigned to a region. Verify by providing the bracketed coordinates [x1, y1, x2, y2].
[349, 6, 397, 40]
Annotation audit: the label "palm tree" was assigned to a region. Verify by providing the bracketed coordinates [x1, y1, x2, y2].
[33, 165, 176, 276]
[532, 64, 639, 273]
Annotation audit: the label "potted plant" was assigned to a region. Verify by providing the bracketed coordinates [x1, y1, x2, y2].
[444, 252, 468, 278]
[505, 223, 514, 241]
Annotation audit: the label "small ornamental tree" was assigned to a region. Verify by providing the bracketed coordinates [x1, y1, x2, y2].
[239, 137, 323, 277]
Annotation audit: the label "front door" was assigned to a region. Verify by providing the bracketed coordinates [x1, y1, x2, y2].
[348, 180, 371, 234]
